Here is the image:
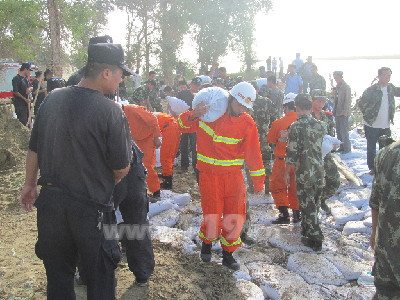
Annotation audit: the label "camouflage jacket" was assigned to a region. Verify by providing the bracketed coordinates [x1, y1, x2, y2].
[311, 111, 335, 136]
[131, 86, 161, 111]
[266, 87, 284, 120]
[286, 114, 326, 185]
[370, 141, 400, 275]
[358, 83, 398, 126]
[309, 74, 326, 92]
[251, 96, 272, 154]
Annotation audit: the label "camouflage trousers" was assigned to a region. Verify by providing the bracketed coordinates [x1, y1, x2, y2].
[321, 153, 340, 202]
[372, 250, 400, 300]
[296, 182, 324, 242]
[245, 159, 271, 194]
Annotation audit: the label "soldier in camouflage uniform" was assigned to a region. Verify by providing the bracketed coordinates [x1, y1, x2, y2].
[241, 81, 272, 243]
[311, 89, 341, 213]
[369, 140, 400, 299]
[286, 94, 326, 251]
[309, 64, 326, 92]
[249, 81, 274, 194]
[266, 76, 284, 121]
[131, 80, 162, 112]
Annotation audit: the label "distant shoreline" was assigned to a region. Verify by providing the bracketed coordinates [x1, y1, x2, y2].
[316, 55, 400, 60]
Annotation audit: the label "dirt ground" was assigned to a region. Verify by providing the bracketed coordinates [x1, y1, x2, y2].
[0, 151, 245, 300]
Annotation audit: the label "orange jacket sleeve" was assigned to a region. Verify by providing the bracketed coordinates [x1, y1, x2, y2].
[267, 119, 279, 145]
[244, 121, 266, 192]
[177, 110, 199, 133]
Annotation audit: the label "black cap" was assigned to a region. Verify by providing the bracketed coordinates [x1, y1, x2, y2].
[44, 68, 53, 77]
[191, 77, 202, 86]
[89, 35, 113, 45]
[20, 63, 33, 71]
[87, 43, 134, 76]
[35, 71, 42, 77]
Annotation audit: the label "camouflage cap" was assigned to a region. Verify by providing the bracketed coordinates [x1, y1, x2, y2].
[311, 89, 327, 99]
[333, 71, 343, 76]
[214, 78, 224, 85]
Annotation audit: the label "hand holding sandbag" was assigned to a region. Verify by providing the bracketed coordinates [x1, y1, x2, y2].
[192, 87, 229, 122]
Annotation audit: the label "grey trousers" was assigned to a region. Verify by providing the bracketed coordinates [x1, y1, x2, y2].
[335, 116, 351, 152]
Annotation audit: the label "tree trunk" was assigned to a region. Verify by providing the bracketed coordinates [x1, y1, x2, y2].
[47, 0, 62, 77]
[143, 12, 149, 75]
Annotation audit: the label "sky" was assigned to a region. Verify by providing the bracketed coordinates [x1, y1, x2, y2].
[107, 0, 400, 72]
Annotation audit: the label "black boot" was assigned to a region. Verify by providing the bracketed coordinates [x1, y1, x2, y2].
[301, 237, 322, 251]
[292, 210, 301, 223]
[150, 190, 161, 203]
[222, 250, 240, 271]
[271, 206, 290, 224]
[161, 175, 172, 189]
[200, 242, 212, 262]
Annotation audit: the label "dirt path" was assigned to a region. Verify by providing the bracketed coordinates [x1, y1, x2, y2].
[0, 160, 244, 300]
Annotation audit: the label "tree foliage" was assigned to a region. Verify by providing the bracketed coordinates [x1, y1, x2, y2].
[0, 0, 273, 79]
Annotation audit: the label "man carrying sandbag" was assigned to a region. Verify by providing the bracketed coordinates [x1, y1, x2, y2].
[177, 83, 266, 271]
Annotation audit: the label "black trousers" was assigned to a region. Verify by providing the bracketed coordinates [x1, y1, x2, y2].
[14, 104, 28, 126]
[35, 188, 119, 300]
[364, 125, 391, 171]
[180, 132, 197, 169]
[113, 162, 155, 281]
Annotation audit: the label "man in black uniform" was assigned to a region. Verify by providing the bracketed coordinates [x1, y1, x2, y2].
[113, 141, 155, 287]
[31, 71, 47, 115]
[20, 43, 133, 300]
[176, 77, 201, 172]
[12, 62, 32, 125]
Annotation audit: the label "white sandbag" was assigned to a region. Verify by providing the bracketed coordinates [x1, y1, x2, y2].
[322, 135, 342, 158]
[255, 78, 268, 88]
[199, 75, 212, 83]
[167, 96, 189, 114]
[192, 87, 229, 122]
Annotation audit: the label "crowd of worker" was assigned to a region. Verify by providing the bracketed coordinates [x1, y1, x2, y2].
[13, 36, 400, 300]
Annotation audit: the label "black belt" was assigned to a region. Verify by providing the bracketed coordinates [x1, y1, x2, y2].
[277, 157, 285, 160]
[42, 183, 113, 212]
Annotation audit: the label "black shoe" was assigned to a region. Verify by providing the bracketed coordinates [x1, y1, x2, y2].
[271, 206, 290, 224]
[200, 242, 212, 262]
[161, 175, 172, 189]
[292, 210, 301, 223]
[135, 278, 148, 287]
[320, 202, 331, 214]
[301, 237, 322, 251]
[222, 250, 240, 271]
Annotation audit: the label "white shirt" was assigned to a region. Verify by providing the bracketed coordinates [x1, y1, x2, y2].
[371, 86, 390, 128]
[133, 74, 142, 88]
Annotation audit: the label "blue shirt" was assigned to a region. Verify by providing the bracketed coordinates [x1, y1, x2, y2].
[292, 58, 304, 72]
[285, 73, 303, 94]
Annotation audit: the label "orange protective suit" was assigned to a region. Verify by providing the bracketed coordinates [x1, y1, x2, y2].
[124, 104, 161, 193]
[156, 113, 181, 176]
[267, 111, 299, 210]
[178, 111, 265, 252]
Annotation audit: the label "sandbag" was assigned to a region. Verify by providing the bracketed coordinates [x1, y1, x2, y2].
[167, 96, 189, 114]
[192, 87, 229, 122]
[322, 135, 342, 158]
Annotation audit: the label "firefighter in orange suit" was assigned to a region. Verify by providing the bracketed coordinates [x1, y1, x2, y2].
[267, 93, 300, 224]
[123, 104, 162, 199]
[178, 82, 265, 271]
[154, 112, 181, 189]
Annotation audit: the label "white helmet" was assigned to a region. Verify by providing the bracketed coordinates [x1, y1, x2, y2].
[283, 92, 297, 105]
[229, 82, 257, 108]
